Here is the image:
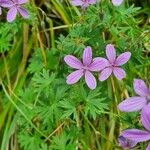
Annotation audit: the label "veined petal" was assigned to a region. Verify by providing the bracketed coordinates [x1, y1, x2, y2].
[118, 97, 147, 112]
[106, 44, 116, 63]
[112, 0, 123, 6]
[0, 7, 2, 15]
[118, 135, 138, 148]
[146, 144, 150, 150]
[0, 0, 13, 8]
[89, 0, 97, 4]
[122, 129, 150, 142]
[141, 105, 150, 131]
[89, 57, 108, 72]
[115, 52, 131, 66]
[82, 3, 89, 8]
[134, 79, 149, 97]
[83, 46, 92, 66]
[66, 70, 84, 84]
[113, 67, 126, 80]
[99, 67, 112, 81]
[17, 7, 29, 18]
[64, 55, 83, 69]
[18, 0, 28, 4]
[71, 0, 84, 6]
[85, 71, 96, 90]
[7, 6, 17, 22]
[129, 139, 138, 148]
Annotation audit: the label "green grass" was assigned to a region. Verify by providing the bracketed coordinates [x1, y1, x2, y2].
[0, 0, 150, 150]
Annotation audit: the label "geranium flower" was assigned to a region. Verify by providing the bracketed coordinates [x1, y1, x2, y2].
[64, 46, 107, 90]
[99, 44, 131, 81]
[71, 0, 96, 8]
[0, 0, 4, 15]
[1, 0, 29, 22]
[122, 105, 150, 150]
[118, 79, 150, 112]
[0, 0, 10, 15]
[112, 0, 123, 6]
[118, 135, 138, 149]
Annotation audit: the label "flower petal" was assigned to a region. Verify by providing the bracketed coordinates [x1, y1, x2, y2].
[106, 44, 116, 63]
[122, 129, 150, 142]
[85, 71, 96, 90]
[99, 68, 112, 81]
[115, 52, 131, 66]
[113, 67, 126, 80]
[83, 46, 92, 66]
[112, 0, 123, 6]
[118, 135, 138, 148]
[89, 57, 108, 72]
[0, 0, 13, 8]
[64, 55, 83, 69]
[141, 105, 150, 131]
[66, 70, 84, 84]
[128, 139, 138, 148]
[0, 7, 2, 15]
[7, 7, 17, 22]
[118, 97, 147, 112]
[17, 7, 29, 18]
[18, 0, 28, 4]
[134, 79, 149, 97]
[118, 136, 127, 148]
[146, 144, 150, 150]
[89, 0, 97, 4]
[71, 0, 84, 6]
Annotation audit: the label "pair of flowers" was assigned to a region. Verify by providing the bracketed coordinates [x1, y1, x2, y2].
[0, 0, 29, 22]
[71, 0, 124, 8]
[64, 44, 131, 90]
[118, 79, 150, 149]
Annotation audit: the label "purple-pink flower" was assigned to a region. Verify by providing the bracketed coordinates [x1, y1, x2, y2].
[112, 0, 123, 6]
[118, 79, 150, 112]
[1, 0, 29, 22]
[118, 135, 137, 149]
[64, 46, 106, 90]
[0, 0, 3, 15]
[71, 0, 96, 8]
[99, 44, 131, 81]
[0, 0, 9, 15]
[122, 105, 150, 150]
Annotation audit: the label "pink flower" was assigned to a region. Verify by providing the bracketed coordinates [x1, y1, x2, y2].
[64, 46, 107, 90]
[118, 79, 150, 112]
[1, 0, 29, 22]
[118, 135, 138, 149]
[112, 0, 123, 6]
[121, 105, 150, 150]
[71, 0, 97, 8]
[99, 44, 131, 81]
[0, 0, 10, 15]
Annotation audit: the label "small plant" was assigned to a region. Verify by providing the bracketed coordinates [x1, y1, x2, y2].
[0, 0, 150, 150]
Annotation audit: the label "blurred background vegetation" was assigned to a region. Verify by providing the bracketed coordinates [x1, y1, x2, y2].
[0, 0, 150, 150]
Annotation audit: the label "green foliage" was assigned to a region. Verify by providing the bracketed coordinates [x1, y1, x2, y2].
[28, 49, 44, 73]
[18, 132, 44, 150]
[84, 88, 109, 120]
[31, 69, 55, 94]
[50, 133, 77, 150]
[0, 23, 18, 52]
[0, 1, 150, 150]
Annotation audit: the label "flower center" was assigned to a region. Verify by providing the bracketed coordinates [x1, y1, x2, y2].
[82, 66, 89, 70]
[109, 61, 117, 67]
[14, 3, 19, 7]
